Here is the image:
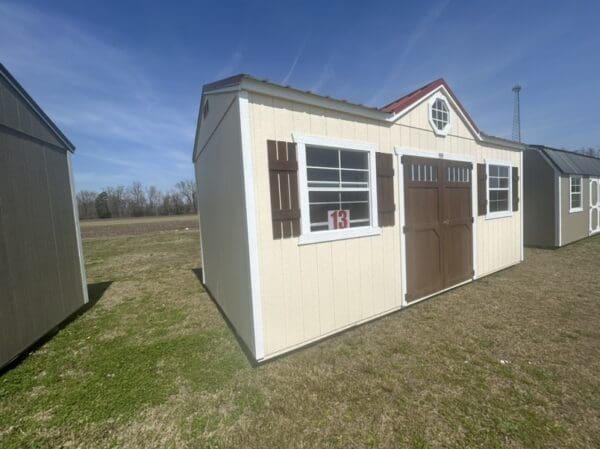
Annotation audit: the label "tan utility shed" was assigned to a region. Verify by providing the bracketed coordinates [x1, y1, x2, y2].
[192, 75, 525, 362]
[524, 145, 600, 247]
[0, 64, 88, 368]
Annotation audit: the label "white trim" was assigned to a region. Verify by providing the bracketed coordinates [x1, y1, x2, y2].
[67, 153, 89, 305]
[569, 175, 583, 213]
[519, 151, 524, 261]
[293, 133, 380, 245]
[428, 91, 452, 136]
[590, 178, 600, 235]
[238, 91, 264, 360]
[394, 146, 477, 304]
[558, 175, 562, 246]
[485, 160, 513, 220]
[298, 226, 380, 245]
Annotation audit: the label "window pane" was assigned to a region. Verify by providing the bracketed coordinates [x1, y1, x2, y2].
[306, 147, 338, 167]
[498, 177, 509, 188]
[490, 177, 499, 188]
[489, 165, 498, 177]
[340, 150, 368, 169]
[341, 191, 369, 202]
[309, 191, 339, 204]
[307, 168, 339, 185]
[343, 202, 370, 221]
[341, 170, 369, 184]
[309, 203, 330, 226]
[498, 166, 509, 177]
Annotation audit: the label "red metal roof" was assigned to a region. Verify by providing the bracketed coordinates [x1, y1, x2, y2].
[380, 78, 480, 134]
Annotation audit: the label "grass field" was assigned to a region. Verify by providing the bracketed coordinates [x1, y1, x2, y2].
[1, 218, 599, 448]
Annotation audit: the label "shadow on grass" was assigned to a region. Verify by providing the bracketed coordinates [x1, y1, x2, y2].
[0, 281, 113, 375]
[191, 268, 258, 367]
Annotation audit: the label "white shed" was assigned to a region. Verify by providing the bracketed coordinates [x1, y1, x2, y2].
[192, 75, 525, 362]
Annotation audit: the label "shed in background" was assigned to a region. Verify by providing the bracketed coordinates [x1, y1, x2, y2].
[0, 63, 88, 369]
[524, 145, 600, 247]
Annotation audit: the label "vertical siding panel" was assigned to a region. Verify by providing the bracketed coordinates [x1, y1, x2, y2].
[316, 244, 335, 333]
[300, 244, 320, 340]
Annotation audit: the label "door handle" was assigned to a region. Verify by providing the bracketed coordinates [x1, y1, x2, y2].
[442, 219, 450, 225]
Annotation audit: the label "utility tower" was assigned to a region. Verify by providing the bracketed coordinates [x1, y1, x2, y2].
[512, 84, 522, 142]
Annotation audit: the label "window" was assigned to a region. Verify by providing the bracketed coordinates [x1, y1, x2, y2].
[447, 165, 470, 183]
[570, 176, 582, 212]
[429, 93, 451, 136]
[306, 146, 371, 232]
[409, 163, 437, 182]
[487, 164, 511, 216]
[431, 99, 449, 130]
[294, 134, 380, 245]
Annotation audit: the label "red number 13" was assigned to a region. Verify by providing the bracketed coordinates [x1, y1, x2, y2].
[330, 210, 348, 229]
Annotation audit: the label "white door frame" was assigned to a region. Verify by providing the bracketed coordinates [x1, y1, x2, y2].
[590, 177, 600, 235]
[394, 147, 477, 308]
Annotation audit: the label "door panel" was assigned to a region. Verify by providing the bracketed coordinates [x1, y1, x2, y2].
[441, 161, 473, 287]
[403, 156, 473, 302]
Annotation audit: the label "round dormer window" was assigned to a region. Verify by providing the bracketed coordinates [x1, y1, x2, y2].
[428, 94, 451, 136]
[431, 98, 449, 130]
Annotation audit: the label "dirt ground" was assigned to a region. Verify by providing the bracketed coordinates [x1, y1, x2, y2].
[80, 214, 198, 238]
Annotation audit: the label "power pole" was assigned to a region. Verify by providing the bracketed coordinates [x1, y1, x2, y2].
[512, 84, 522, 142]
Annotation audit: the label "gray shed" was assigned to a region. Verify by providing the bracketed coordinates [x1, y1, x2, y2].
[524, 145, 600, 247]
[0, 64, 88, 368]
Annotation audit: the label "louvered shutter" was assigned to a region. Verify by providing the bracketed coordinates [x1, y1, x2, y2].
[268, 140, 300, 239]
[477, 163, 487, 216]
[376, 152, 395, 227]
[512, 166, 519, 212]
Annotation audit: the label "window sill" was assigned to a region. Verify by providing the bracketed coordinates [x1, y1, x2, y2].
[569, 207, 583, 213]
[298, 226, 381, 245]
[485, 211, 513, 220]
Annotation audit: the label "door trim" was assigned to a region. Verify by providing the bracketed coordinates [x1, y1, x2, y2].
[590, 178, 600, 235]
[395, 146, 477, 307]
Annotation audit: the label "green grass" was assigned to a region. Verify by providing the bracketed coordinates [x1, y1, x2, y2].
[1, 226, 599, 448]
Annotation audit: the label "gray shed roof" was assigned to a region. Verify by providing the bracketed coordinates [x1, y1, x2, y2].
[0, 63, 75, 152]
[530, 145, 600, 177]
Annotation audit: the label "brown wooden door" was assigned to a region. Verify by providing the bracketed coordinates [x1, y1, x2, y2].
[403, 156, 473, 302]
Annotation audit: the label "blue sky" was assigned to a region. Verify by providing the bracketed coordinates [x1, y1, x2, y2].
[1, 0, 599, 192]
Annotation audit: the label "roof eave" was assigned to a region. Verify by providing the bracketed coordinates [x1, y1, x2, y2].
[0, 64, 75, 152]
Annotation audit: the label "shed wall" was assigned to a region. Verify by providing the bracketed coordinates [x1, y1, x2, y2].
[523, 149, 556, 247]
[194, 92, 256, 354]
[247, 91, 522, 358]
[0, 133, 85, 368]
[560, 176, 590, 245]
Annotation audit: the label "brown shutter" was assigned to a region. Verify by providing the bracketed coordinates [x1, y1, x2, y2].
[512, 166, 519, 212]
[477, 163, 487, 216]
[268, 140, 300, 239]
[376, 152, 395, 227]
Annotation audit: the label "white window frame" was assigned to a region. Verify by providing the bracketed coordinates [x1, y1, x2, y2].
[293, 133, 380, 245]
[486, 161, 513, 220]
[569, 175, 583, 213]
[428, 91, 452, 136]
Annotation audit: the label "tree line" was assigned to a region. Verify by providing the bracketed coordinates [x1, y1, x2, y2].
[77, 180, 197, 219]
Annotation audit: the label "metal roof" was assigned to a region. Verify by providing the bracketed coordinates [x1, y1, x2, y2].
[530, 145, 600, 176]
[0, 63, 75, 152]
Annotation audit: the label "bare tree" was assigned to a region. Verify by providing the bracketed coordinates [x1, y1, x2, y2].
[175, 179, 197, 213]
[146, 185, 161, 216]
[105, 186, 126, 217]
[77, 190, 98, 219]
[128, 181, 146, 217]
[577, 146, 600, 158]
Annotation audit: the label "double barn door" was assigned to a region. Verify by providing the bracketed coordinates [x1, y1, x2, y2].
[403, 156, 474, 302]
[590, 178, 600, 234]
